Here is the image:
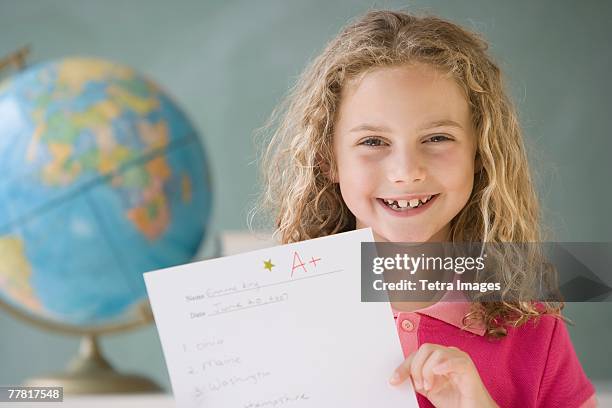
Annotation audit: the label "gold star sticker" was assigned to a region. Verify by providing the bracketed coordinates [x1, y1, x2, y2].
[263, 259, 275, 272]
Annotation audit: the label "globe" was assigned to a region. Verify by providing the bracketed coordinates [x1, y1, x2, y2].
[0, 56, 213, 391]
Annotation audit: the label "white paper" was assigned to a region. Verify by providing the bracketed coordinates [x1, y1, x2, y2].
[144, 227, 417, 408]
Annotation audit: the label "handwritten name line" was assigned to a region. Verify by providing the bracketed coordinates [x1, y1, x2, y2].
[187, 269, 344, 301]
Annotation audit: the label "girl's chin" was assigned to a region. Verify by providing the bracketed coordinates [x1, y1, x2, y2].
[373, 230, 433, 243]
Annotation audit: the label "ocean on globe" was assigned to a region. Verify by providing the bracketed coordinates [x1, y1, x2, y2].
[0, 57, 212, 328]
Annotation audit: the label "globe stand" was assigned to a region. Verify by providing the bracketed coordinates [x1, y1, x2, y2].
[23, 335, 162, 394]
[0, 298, 165, 394]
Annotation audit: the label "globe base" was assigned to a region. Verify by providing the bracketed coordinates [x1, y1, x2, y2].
[23, 335, 163, 394]
[23, 370, 163, 394]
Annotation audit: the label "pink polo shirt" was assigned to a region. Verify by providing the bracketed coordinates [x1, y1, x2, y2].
[392, 293, 597, 407]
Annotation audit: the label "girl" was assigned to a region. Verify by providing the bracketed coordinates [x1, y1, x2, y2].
[252, 9, 596, 408]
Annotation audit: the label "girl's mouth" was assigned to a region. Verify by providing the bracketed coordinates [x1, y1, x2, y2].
[376, 194, 439, 217]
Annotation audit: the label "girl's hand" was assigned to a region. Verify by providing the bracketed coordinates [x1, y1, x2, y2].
[389, 343, 499, 408]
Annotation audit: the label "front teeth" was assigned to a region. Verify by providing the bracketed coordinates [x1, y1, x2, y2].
[383, 195, 433, 210]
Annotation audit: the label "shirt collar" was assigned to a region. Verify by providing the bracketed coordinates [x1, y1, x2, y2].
[391, 290, 486, 336]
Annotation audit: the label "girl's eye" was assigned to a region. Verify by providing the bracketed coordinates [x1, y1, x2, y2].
[360, 137, 387, 147]
[426, 135, 451, 143]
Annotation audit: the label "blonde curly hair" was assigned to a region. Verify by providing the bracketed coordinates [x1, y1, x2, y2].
[251, 9, 563, 337]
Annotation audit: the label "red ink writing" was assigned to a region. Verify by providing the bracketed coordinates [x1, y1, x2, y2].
[291, 251, 307, 277]
[291, 251, 323, 277]
[309, 256, 321, 267]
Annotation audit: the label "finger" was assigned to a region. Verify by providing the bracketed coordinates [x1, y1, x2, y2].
[410, 343, 437, 391]
[432, 360, 451, 376]
[432, 357, 467, 376]
[389, 352, 415, 385]
[422, 349, 447, 392]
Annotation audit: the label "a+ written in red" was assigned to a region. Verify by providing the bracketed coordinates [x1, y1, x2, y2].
[291, 251, 322, 277]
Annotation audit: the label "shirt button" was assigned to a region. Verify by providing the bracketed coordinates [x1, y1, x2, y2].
[401, 319, 414, 332]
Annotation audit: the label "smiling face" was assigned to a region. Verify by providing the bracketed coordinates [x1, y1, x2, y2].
[332, 63, 478, 242]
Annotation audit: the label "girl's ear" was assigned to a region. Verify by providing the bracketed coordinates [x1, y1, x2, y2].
[317, 153, 338, 183]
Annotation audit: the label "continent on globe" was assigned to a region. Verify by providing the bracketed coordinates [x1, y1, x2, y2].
[0, 235, 42, 312]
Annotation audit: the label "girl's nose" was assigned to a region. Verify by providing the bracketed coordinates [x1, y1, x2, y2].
[387, 149, 426, 184]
